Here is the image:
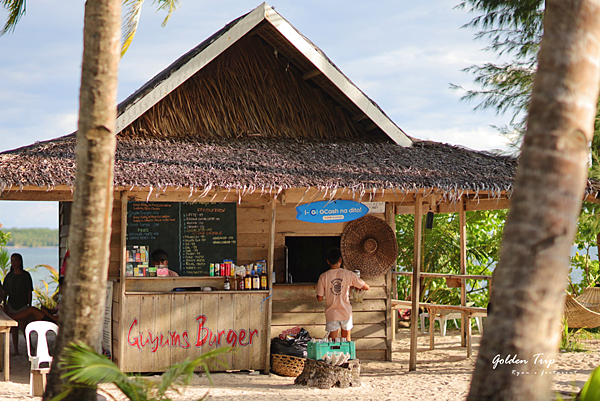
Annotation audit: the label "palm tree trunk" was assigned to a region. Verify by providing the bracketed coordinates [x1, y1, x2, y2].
[468, 1, 600, 400]
[43, 0, 121, 399]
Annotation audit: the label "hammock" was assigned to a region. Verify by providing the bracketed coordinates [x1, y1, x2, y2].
[575, 287, 600, 312]
[564, 291, 600, 329]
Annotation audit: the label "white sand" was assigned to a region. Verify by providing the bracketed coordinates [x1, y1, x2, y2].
[1, 329, 598, 400]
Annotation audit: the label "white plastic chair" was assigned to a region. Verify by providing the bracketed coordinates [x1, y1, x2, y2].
[420, 312, 483, 336]
[26, 321, 58, 395]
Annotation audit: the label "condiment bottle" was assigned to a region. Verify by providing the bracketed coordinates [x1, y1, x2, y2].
[252, 268, 260, 290]
[224, 276, 231, 291]
[260, 269, 267, 290]
[239, 273, 245, 290]
[244, 271, 252, 290]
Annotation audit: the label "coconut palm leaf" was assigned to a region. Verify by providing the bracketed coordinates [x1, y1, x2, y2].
[580, 365, 600, 401]
[59, 341, 147, 401]
[57, 341, 231, 401]
[121, 0, 180, 57]
[154, 347, 230, 399]
[0, 0, 25, 36]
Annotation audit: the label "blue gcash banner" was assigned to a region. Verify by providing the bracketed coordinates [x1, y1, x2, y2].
[295, 200, 368, 223]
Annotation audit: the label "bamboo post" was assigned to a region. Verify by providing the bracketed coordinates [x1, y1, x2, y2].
[385, 202, 396, 357]
[459, 195, 467, 347]
[264, 196, 277, 373]
[409, 193, 423, 371]
[119, 190, 127, 366]
[429, 307, 435, 350]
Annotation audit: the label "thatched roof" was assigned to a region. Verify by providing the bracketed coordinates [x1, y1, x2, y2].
[115, 3, 412, 146]
[0, 135, 517, 200]
[119, 36, 380, 142]
[0, 3, 524, 201]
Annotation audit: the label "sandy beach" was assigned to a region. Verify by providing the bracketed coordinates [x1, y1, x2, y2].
[1, 328, 598, 400]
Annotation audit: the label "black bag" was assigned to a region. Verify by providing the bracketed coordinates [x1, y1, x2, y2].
[270, 328, 312, 358]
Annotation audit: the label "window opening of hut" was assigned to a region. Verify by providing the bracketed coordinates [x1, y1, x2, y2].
[285, 236, 341, 283]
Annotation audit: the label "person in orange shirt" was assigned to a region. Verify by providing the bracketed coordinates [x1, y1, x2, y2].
[316, 247, 369, 341]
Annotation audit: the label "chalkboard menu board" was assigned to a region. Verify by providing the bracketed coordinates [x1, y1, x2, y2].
[126, 202, 237, 276]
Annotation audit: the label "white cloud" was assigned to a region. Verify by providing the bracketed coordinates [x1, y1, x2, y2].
[411, 126, 511, 153]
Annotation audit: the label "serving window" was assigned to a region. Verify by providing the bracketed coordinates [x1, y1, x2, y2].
[284, 236, 341, 283]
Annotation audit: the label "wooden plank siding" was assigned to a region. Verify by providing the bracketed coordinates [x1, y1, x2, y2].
[108, 197, 122, 279]
[236, 200, 271, 266]
[271, 275, 387, 361]
[120, 292, 267, 373]
[58, 201, 71, 269]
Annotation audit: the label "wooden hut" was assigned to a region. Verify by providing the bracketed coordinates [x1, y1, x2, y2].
[0, 3, 571, 373]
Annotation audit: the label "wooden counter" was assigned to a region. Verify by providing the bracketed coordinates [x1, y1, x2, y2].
[116, 286, 270, 373]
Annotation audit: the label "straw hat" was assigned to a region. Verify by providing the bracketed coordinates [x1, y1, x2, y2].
[340, 215, 398, 278]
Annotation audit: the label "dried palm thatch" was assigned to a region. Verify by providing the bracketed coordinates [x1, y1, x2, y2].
[0, 135, 518, 200]
[120, 36, 374, 141]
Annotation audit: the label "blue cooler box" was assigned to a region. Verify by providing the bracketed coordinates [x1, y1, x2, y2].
[307, 341, 356, 360]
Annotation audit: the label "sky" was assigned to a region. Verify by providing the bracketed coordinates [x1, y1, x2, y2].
[0, 1, 513, 229]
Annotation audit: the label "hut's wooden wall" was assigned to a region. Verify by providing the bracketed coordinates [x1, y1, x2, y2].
[271, 275, 388, 361]
[112, 280, 122, 367]
[236, 197, 270, 266]
[270, 204, 390, 361]
[120, 292, 266, 372]
[58, 201, 71, 270]
[109, 197, 122, 279]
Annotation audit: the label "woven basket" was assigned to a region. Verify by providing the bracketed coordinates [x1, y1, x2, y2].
[271, 354, 305, 377]
[341, 215, 398, 279]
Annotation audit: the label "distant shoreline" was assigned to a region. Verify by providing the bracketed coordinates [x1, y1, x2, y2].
[6, 246, 58, 248]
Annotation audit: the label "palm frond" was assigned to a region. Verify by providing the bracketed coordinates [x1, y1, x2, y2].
[60, 342, 148, 401]
[60, 342, 128, 385]
[155, 0, 180, 28]
[36, 263, 59, 277]
[121, 0, 144, 57]
[58, 341, 230, 401]
[156, 346, 231, 396]
[0, 0, 26, 36]
[121, 0, 180, 57]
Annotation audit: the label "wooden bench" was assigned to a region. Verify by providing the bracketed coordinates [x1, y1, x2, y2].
[0, 309, 18, 381]
[391, 300, 487, 358]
